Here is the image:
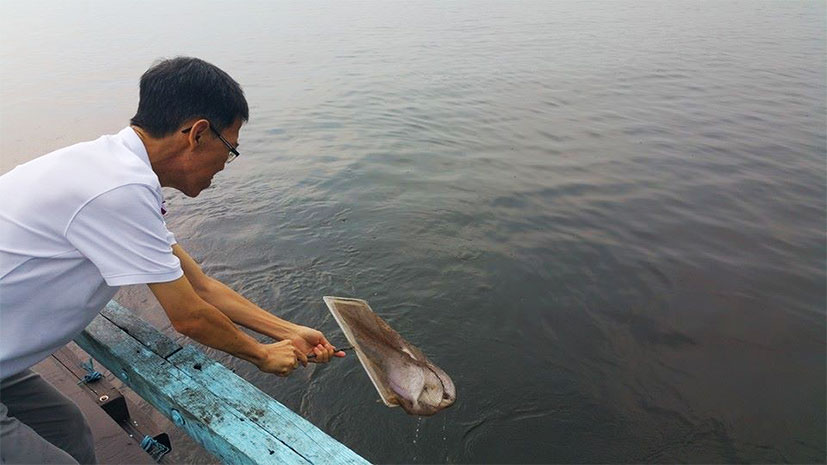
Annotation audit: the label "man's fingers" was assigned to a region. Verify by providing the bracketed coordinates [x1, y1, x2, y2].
[313, 345, 327, 363]
[285, 343, 298, 373]
[305, 344, 346, 362]
[313, 344, 335, 363]
[277, 366, 292, 377]
[295, 348, 308, 367]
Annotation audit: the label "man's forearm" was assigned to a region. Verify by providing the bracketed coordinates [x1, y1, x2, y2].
[174, 301, 267, 366]
[171, 244, 299, 341]
[196, 277, 298, 340]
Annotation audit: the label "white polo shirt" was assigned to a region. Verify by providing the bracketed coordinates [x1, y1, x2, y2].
[0, 127, 183, 379]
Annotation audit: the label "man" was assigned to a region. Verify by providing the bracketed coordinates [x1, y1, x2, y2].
[0, 57, 342, 464]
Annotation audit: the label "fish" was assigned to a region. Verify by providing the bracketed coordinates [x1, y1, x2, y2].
[325, 297, 456, 416]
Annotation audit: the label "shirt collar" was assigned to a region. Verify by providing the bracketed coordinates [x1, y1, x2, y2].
[117, 126, 151, 168]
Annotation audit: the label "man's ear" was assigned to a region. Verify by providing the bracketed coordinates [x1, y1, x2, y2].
[185, 119, 211, 147]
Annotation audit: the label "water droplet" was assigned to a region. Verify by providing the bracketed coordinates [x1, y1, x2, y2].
[412, 417, 423, 461]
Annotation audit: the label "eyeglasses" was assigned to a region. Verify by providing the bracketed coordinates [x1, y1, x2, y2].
[182, 123, 240, 164]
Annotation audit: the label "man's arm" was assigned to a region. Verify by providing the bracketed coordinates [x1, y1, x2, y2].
[171, 244, 341, 363]
[147, 275, 303, 376]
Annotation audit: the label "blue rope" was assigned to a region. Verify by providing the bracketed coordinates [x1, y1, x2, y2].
[141, 435, 171, 462]
[77, 358, 102, 385]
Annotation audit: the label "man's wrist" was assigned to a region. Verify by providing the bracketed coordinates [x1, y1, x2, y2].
[247, 341, 268, 368]
[267, 320, 300, 340]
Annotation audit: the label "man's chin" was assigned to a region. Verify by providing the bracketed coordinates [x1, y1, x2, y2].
[174, 176, 215, 197]
[182, 185, 205, 198]
[185, 179, 213, 197]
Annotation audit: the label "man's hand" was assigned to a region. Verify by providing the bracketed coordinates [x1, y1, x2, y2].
[173, 245, 343, 363]
[289, 325, 346, 365]
[256, 340, 305, 377]
[158, 246, 348, 376]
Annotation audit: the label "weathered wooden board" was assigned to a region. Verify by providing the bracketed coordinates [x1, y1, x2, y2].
[169, 346, 367, 464]
[101, 301, 181, 358]
[77, 316, 302, 465]
[75, 301, 370, 465]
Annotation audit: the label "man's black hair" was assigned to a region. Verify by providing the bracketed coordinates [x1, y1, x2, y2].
[130, 57, 249, 138]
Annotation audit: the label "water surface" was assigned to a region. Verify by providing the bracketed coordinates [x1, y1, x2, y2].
[2, 1, 825, 463]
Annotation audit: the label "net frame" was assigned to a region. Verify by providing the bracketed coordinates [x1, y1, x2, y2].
[323, 296, 399, 408]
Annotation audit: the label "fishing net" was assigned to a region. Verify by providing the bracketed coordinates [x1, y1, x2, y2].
[323, 296, 456, 416]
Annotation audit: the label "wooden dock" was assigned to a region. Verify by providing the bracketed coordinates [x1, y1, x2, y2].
[33, 349, 157, 464]
[50, 299, 370, 465]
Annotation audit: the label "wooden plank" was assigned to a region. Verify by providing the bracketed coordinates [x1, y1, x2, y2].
[52, 347, 130, 422]
[97, 300, 369, 464]
[169, 346, 369, 464]
[76, 315, 311, 465]
[100, 300, 181, 358]
[33, 356, 154, 465]
[62, 341, 221, 465]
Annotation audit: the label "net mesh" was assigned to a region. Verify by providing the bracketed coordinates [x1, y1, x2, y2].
[323, 296, 456, 416]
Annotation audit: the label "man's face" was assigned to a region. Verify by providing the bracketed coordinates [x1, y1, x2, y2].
[186, 119, 242, 197]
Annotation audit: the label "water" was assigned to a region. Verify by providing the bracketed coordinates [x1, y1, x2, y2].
[2, 1, 825, 463]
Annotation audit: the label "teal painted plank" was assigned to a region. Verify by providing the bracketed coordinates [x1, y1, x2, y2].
[80, 300, 371, 464]
[76, 315, 311, 465]
[169, 346, 369, 465]
[101, 300, 181, 358]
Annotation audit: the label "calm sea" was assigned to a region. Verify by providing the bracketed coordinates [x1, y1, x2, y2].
[2, 1, 825, 463]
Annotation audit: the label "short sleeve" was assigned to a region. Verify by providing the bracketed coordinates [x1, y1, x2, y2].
[164, 222, 177, 246]
[66, 184, 183, 286]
